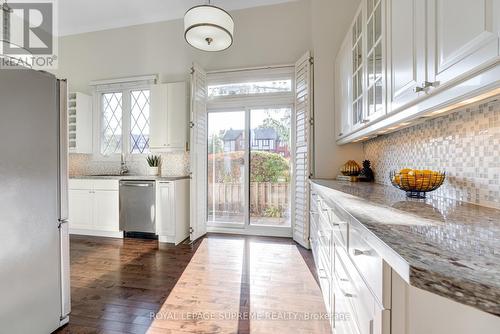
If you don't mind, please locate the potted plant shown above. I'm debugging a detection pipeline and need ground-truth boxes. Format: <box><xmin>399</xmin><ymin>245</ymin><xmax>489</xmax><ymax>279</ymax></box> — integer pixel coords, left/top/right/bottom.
<box><xmin>146</xmin><ymin>155</ymin><xmax>161</xmax><ymax>176</ymax></box>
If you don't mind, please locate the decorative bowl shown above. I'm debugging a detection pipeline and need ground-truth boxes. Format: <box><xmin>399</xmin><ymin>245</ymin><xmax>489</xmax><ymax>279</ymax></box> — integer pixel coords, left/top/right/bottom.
<box><xmin>390</xmin><ymin>169</ymin><xmax>445</xmax><ymax>199</ymax></box>
<box><xmin>341</xmin><ymin>160</ymin><xmax>361</xmax><ymax>176</ymax></box>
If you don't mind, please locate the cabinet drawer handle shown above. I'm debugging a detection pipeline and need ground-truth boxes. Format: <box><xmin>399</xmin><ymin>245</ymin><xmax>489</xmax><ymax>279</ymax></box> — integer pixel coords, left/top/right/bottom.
<box><xmin>318</xmin><ymin>268</ymin><xmax>328</xmax><ymax>279</ymax></box>
<box><xmin>361</xmin><ymin>119</ymin><xmax>369</xmax><ymax>124</ymax></box>
<box><xmin>353</xmin><ymin>248</ymin><xmax>371</xmax><ymax>256</ymax></box>
<box><xmin>413</xmin><ymin>86</ymin><xmax>425</xmax><ymax>93</ymax></box>
<box><xmin>343</xmin><ymin>292</ymin><xmax>354</xmax><ymax>298</ymax></box>
<box><xmin>332</xmin><ymin>221</ymin><xmax>347</xmax><ymax>226</ymax></box>
<box><xmin>422</xmin><ymin>81</ymin><xmax>438</xmax><ymax>88</ymax></box>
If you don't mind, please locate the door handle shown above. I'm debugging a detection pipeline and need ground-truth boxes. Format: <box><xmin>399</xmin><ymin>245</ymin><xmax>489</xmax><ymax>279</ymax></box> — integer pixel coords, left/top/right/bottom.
<box><xmin>58</xmin><ymin>219</ymin><xmax>69</xmax><ymax>228</ymax></box>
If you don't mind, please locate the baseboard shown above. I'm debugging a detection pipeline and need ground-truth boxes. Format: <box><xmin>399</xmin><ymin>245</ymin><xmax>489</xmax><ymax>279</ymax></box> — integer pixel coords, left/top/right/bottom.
<box><xmin>207</xmin><ymin>226</ymin><xmax>292</xmax><ymax>238</ymax></box>
<box><xmin>59</xmin><ymin>315</ymin><xmax>69</xmax><ymax>327</ymax></box>
<box><xmin>158</xmin><ymin>235</ymin><xmax>174</xmax><ymax>244</ymax></box>
<box><xmin>69</xmin><ymin>228</ymin><xmax>123</xmax><ymax>238</ymax></box>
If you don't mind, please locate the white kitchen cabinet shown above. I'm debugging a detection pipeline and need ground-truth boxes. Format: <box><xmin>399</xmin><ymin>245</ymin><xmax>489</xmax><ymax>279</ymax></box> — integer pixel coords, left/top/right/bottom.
<box><xmin>68</xmin><ymin>189</ymin><xmax>93</xmax><ymax>229</ymax></box>
<box><xmin>350</xmin><ymin>5</ymin><xmax>366</xmax><ymax>131</ymax></box>
<box><xmin>386</xmin><ymin>0</ymin><xmax>427</xmax><ymax>113</ymax></box>
<box><xmin>68</xmin><ymin>179</ymin><xmax>121</xmax><ymax>238</ymax></box>
<box><xmin>310</xmin><ymin>188</ymin><xmax>391</xmax><ymax>334</ymax></box>
<box><xmin>156</xmin><ymin>179</ymin><xmax>190</xmax><ymax>245</ymax></box>
<box><xmin>68</xmin><ymin>92</ymin><xmax>92</xmax><ymax>154</ymax></box>
<box><xmin>364</xmin><ymin>0</ymin><xmax>387</xmax><ymax>123</ymax></box>
<box><xmin>312</xmin><ymin>182</ymin><xmax>500</xmax><ymax>334</ymax></box>
<box><xmin>391</xmin><ymin>270</ymin><xmax>500</xmax><ymax>334</ymax></box>
<box><xmin>427</xmin><ymin>0</ymin><xmax>500</xmax><ymax>89</ymax></box>
<box><xmin>335</xmin><ymin>33</ymin><xmax>353</xmax><ymax>139</ymax></box>
<box><xmin>335</xmin><ymin>0</ymin><xmax>500</xmax><ymax>144</ymax></box>
<box><xmin>150</xmin><ymin>82</ymin><xmax>189</xmax><ymax>152</ymax></box>
<box><xmin>93</xmin><ymin>190</ymin><xmax>119</xmax><ymax>232</ymax></box>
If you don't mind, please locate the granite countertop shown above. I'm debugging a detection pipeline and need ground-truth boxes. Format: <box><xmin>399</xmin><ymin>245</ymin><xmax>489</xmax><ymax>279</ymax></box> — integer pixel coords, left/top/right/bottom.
<box><xmin>70</xmin><ymin>175</ymin><xmax>190</xmax><ymax>181</ymax></box>
<box><xmin>310</xmin><ymin>179</ymin><xmax>500</xmax><ymax>316</ymax></box>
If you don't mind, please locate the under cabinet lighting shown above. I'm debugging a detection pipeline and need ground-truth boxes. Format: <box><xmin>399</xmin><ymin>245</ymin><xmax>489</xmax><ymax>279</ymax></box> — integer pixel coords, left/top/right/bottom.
<box><xmin>425</xmin><ymin>87</ymin><xmax>500</xmax><ymax>117</ymax></box>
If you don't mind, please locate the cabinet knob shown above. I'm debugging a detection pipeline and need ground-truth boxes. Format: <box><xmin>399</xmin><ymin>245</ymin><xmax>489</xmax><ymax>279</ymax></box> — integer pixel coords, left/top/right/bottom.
<box><xmin>338</xmin><ymin>132</ymin><xmax>343</xmax><ymax>137</ymax></box>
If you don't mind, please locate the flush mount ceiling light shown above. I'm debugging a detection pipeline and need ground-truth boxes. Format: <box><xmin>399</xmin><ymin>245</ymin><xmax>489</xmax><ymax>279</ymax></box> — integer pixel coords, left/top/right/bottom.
<box><xmin>184</xmin><ymin>1</ymin><xmax>234</xmax><ymax>52</ymax></box>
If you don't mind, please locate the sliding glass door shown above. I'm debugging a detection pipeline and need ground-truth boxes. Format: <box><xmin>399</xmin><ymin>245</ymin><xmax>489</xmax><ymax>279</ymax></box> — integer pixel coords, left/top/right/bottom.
<box><xmin>207</xmin><ymin>111</ymin><xmax>246</xmax><ymax>226</ymax></box>
<box><xmin>207</xmin><ymin>107</ymin><xmax>292</xmax><ymax>229</ymax></box>
<box><xmin>250</xmin><ymin>108</ymin><xmax>291</xmax><ymax>227</ymax></box>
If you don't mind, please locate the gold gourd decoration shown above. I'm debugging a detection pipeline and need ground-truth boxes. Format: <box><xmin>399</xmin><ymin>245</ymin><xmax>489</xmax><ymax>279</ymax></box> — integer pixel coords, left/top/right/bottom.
<box><xmin>341</xmin><ymin>160</ymin><xmax>361</xmax><ymax>176</ymax></box>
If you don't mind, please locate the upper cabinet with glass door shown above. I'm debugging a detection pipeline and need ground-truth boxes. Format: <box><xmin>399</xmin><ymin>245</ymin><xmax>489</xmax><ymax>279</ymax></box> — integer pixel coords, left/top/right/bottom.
<box><xmin>335</xmin><ymin>0</ymin><xmax>500</xmax><ymax>144</ymax></box>
<box><xmin>335</xmin><ymin>33</ymin><xmax>353</xmax><ymax>139</ymax></box>
<box><xmin>351</xmin><ymin>6</ymin><xmax>365</xmax><ymax>131</ymax></box>
<box><xmin>365</xmin><ymin>0</ymin><xmax>386</xmax><ymax>122</ymax></box>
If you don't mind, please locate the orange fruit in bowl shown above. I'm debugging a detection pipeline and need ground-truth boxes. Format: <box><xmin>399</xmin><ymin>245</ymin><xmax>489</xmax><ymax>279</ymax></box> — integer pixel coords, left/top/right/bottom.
<box><xmin>399</xmin><ymin>168</ymin><xmax>412</xmax><ymax>174</ymax></box>
<box><xmin>421</xmin><ymin>178</ymin><xmax>431</xmax><ymax>190</ymax></box>
<box><xmin>406</xmin><ymin>174</ymin><xmax>417</xmax><ymax>188</ymax></box>
<box><xmin>409</xmin><ymin>169</ymin><xmax>423</xmax><ymax>177</ymax></box>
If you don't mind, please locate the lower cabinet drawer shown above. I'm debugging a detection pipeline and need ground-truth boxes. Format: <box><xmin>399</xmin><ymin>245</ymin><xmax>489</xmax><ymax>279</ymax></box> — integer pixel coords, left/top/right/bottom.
<box><xmin>335</xmin><ymin>246</ymin><xmax>388</xmax><ymax>334</ymax></box>
<box><xmin>316</xmin><ymin>191</ymin><xmax>349</xmax><ymax>250</ymax></box>
<box><xmin>69</xmin><ymin>178</ymin><xmax>92</xmax><ymax>190</ymax></box>
<box><xmin>349</xmin><ymin>222</ymin><xmax>390</xmax><ymax>307</ymax></box>
<box><xmin>333</xmin><ymin>279</ymin><xmax>362</xmax><ymax>334</ymax></box>
<box><xmin>318</xmin><ymin>254</ymin><xmax>333</xmax><ymax>316</ymax></box>
<box><xmin>93</xmin><ymin>179</ymin><xmax>119</xmax><ymax>191</ymax></box>
<box><xmin>317</xmin><ymin>215</ymin><xmax>333</xmax><ymax>273</ymax></box>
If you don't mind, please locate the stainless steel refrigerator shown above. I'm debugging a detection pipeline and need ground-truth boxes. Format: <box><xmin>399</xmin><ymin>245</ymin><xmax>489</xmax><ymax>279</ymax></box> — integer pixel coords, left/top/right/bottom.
<box><xmin>0</xmin><ymin>68</ymin><xmax>71</xmax><ymax>333</ymax></box>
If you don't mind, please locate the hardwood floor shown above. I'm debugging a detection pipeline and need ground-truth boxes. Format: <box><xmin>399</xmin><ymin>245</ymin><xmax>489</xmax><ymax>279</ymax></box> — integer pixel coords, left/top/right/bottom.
<box><xmin>55</xmin><ymin>234</ymin><xmax>331</xmax><ymax>334</ymax></box>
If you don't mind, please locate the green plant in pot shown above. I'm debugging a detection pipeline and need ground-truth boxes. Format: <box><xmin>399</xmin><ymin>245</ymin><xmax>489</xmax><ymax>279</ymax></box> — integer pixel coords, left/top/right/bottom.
<box><xmin>146</xmin><ymin>155</ymin><xmax>161</xmax><ymax>176</ymax></box>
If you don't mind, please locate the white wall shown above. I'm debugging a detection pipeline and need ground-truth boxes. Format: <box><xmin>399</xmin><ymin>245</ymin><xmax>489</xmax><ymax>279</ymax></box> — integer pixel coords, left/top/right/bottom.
<box><xmin>311</xmin><ymin>0</ymin><xmax>364</xmax><ymax>178</ymax></box>
<box><xmin>56</xmin><ymin>0</ymin><xmax>312</xmax><ymax>94</ymax></box>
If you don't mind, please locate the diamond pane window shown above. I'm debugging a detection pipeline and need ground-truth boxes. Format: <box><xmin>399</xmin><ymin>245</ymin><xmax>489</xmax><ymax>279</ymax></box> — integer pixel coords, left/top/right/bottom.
<box><xmin>101</xmin><ymin>92</ymin><xmax>123</xmax><ymax>155</ymax></box>
<box><xmin>130</xmin><ymin>89</ymin><xmax>151</xmax><ymax>154</ymax></box>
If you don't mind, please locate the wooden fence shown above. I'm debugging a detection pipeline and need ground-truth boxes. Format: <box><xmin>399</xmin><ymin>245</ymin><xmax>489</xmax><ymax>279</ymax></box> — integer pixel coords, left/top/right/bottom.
<box><xmin>208</xmin><ymin>182</ymin><xmax>290</xmax><ymax>216</ymax></box>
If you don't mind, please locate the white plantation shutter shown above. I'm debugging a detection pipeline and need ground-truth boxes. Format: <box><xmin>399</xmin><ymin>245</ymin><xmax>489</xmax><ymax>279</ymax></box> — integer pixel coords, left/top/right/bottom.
<box><xmin>293</xmin><ymin>52</ymin><xmax>314</xmax><ymax>248</ymax></box>
<box><xmin>190</xmin><ymin>64</ymin><xmax>208</xmax><ymax>242</ymax></box>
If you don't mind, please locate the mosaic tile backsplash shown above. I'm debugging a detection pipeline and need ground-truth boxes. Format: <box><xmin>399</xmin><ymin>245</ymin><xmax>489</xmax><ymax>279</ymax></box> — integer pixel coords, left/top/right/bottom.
<box><xmin>363</xmin><ymin>98</ymin><xmax>500</xmax><ymax>210</ymax></box>
<box><xmin>69</xmin><ymin>151</ymin><xmax>190</xmax><ymax>177</ymax></box>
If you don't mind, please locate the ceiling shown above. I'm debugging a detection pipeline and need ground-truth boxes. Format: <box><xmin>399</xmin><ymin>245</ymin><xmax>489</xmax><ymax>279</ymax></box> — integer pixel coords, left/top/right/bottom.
<box><xmin>58</xmin><ymin>0</ymin><xmax>296</xmax><ymax>36</ymax></box>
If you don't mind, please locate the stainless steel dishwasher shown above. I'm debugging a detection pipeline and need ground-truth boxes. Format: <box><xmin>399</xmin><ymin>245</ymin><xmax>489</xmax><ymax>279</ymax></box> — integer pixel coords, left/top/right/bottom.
<box><xmin>119</xmin><ymin>180</ymin><xmax>156</xmax><ymax>236</ymax></box>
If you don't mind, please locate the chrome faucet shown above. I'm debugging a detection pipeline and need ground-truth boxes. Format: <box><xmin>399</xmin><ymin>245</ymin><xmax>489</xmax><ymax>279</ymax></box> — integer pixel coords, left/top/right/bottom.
<box><xmin>120</xmin><ymin>154</ymin><xmax>129</xmax><ymax>175</ymax></box>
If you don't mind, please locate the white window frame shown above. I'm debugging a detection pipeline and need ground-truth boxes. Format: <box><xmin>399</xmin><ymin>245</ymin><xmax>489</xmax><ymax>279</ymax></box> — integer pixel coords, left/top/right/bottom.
<box><xmin>91</xmin><ymin>76</ymin><xmax>157</xmax><ymax>161</ymax></box>
<box><xmin>207</xmin><ymin>66</ymin><xmax>295</xmax><ymax>107</ymax></box>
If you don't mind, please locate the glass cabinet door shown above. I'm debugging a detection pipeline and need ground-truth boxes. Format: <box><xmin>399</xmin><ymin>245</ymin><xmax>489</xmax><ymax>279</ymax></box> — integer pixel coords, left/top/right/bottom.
<box><xmin>351</xmin><ymin>10</ymin><xmax>364</xmax><ymax>128</ymax></box>
<box><xmin>365</xmin><ymin>0</ymin><xmax>385</xmax><ymax>121</ymax></box>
